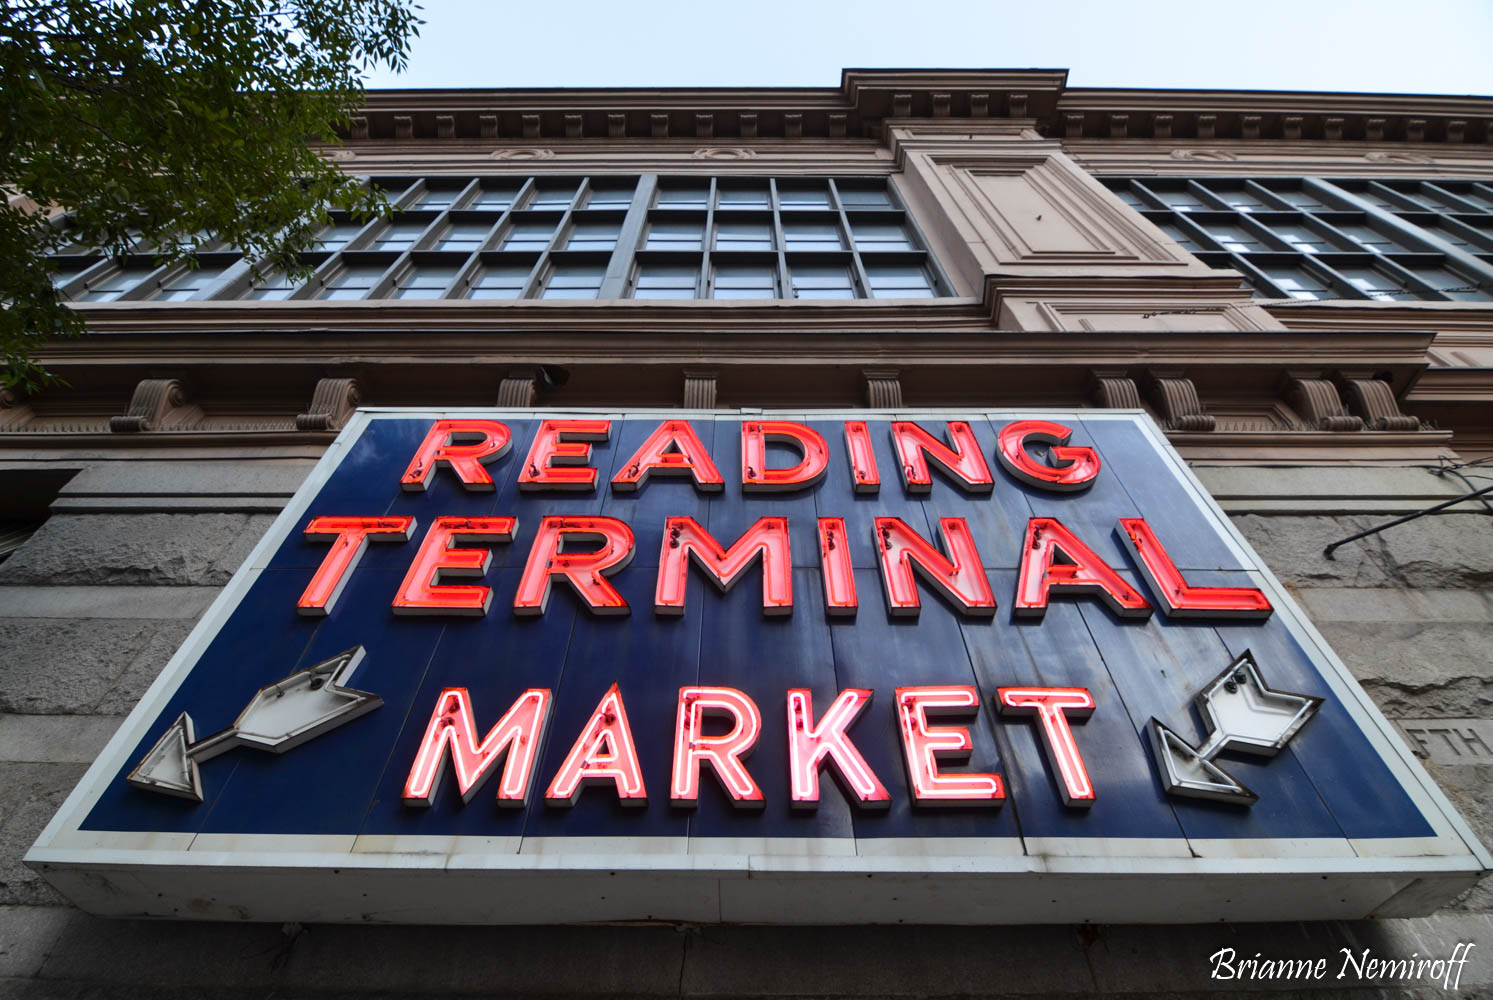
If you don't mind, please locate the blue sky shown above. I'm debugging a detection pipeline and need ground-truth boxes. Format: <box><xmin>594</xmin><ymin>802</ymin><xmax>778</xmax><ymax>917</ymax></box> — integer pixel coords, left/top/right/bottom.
<box><xmin>363</xmin><ymin>0</ymin><xmax>1493</xmax><ymax>95</ymax></box>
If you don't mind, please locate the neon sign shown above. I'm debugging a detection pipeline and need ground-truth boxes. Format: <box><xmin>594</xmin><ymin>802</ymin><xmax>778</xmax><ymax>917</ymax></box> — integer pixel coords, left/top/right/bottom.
<box><xmin>32</xmin><ymin>409</ymin><xmax>1485</xmax><ymax>925</ymax></box>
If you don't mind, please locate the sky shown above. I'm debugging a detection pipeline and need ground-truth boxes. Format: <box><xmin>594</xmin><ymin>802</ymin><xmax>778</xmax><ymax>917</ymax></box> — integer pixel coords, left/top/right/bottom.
<box><xmin>362</xmin><ymin>0</ymin><xmax>1493</xmax><ymax>95</ymax></box>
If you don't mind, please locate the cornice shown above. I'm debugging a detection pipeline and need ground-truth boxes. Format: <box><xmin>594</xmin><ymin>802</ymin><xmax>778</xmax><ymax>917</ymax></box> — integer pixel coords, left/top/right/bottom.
<box><xmin>339</xmin><ymin>70</ymin><xmax>1492</xmax><ymax>149</ymax></box>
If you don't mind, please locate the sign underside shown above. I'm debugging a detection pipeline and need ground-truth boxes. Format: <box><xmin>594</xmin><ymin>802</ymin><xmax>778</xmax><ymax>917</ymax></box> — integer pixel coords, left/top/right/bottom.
<box><xmin>28</xmin><ymin>409</ymin><xmax>1489</xmax><ymax>924</ymax></box>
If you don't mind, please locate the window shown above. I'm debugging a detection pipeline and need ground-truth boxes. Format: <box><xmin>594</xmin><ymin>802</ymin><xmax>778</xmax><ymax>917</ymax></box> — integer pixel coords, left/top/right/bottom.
<box><xmin>865</xmin><ymin>264</ymin><xmax>936</xmax><ymax>298</ymax></box>
<box><xmin>718</xmin><ymin>185</ymin><xmax>769</xmax><ymax>209</ymax></box>
<box><xmin>393</xmin><ymin>265</ymin><xmax>459</xmax><ymax>299</ymax></box>
<box><xmin>466</xmin><ymin>265</ymin><xmax>530</xmax><ymax>299</ymax></box>
<box><xmin>77</xmin><ymin>266</ymin><xmax>153</xmax><ymax>301</ymax></box>
<box><xmin>318</xmin><ymin>264</ymin><xmax>387</xmax><ymax>300</ymax></box>
<box><xmin>647</xmin><ymin>219</ymin><xmax>704</xmax><ymax>250</ymax></box>
<box><xmin>567</xmin><ymin>220</ymin><xmax>620</xmax><ymax>251</ymax></box>
<box><xmin>715</xmin><ymin>220</ymin><xmax>773</xmax><ymax>251</ymax></box>
<box><xmin>586</xmin><ymin>183</ymin><xmax>635</xmax><ymax>209</ymax></box>
<box><xmin>541</xmin><ymin>264</ymin><xmax>604</xmax><ymax>299</ymax></box>
<box><xmin>791</xmin><ymin>264</ymin><xmax>855</xmax><ymax>299</ymax></box>
<box><xmin>778</xmin><ymin>184</ymin><xmax>831</xmax><ymax>210</ymax></box>
<box><xmin>852</xmin><ymin>221</ymin><xmax>915</xmax><ymax>252</ymax></box>
<box><xmin>501</xmin><ymin>219</ymin><xmax>557</xmax><ymax>251</ymax></box>
<box><xmin>368</xmin><ymin>221</ymin><xmax>428</xmax><ymax>252</ymax></box>
<box><xmin>783</xmin><ymin>221</ymin><xmax>842</xmax><ymax>251</ymax></box>
<box><xmin>529</xmin><ymin>184</ymin><xmax>578</xmax><ymax>210</ymax></box>
<box><xmin>244</xmin><ymin>270</ymin><xmax>302</xmax><ymax>300</ymax></box>
<box><xmin>435</xmin><ymin>222</ymin><xmax>493</xmax><ymax>253</ymax></box>
<box><xmin>47</xmin><ymin>174</ymin><xmax>947</xmax><ymax>301</ymax></box>
<box><xmin>471</xmin><ymin>185</ymin><xmax>521</xmax><ymax>210</ymax></box>
<box><xmin>657</xmin><ymin>184</ymin><xmax>709</xmax><ymax>209</ymax></box>
<box><xmin>151</xmin><ymin>263</ymin><xmax>228</xmax><ymax>301</ymax></box>
<box><xmin>314</xmin><ymin>222</ymin><xmax>365</xmax><ymax>251</ymax></box>
<box><xmin>1104</xmin><ymin>175</ymin><xmax>1493</xmax><ymax>302</ymax></box>
<box><xmin>414</xmin><ymin>187</ymin><xmax>463</xmax><ymax>210</ymax></box>
<box><xmin>634</xmin><ymin>264</ymin><xmax>699</xmax><ymax>299</ymax></box>
<box><xmin>712</xmin><ymin>264</ymin><xmax>776</xmax><ymax>299</ymax></box>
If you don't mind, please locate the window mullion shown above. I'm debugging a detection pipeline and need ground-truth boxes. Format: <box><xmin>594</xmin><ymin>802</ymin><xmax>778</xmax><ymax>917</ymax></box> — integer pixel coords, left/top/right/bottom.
<box><xmin>1316</xmin><ymin>179</ymin><xmax>1493</xmax><ymax>289</ymax></box>
<box><xmin>599</xmin><ymin>175</ymin><xmax>654</xmax><ymax>298</ymax></box>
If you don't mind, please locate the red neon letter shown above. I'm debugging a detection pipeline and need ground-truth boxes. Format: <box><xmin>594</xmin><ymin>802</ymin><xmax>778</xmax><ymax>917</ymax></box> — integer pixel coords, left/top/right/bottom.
<box><xmin>514</xmin><ymin>516</ymin><xmax>634</xmax><ymax>616</ymax></box>
<box><xmin>1118</xmin><ymin>518</ymin><xmax>1273</xmax><ymax>620</ymax></box>
<box><xmin>544</xmin><ymin>683</ymin><xmax>647</xmax><ymax>807</ymax></box>
<box><xmin>403</xmin><ymin>688</ymin><xmax>552</xmax><ymax>807</ymax></box>
<box><xmin>741</xmin><ymin>420</ymin><xmax>830</xmax><ymax>492</ymax></box>
<box><xmin>518</xmin><ymin>419</ymin><xmax>610</xmax><ymax>492</ymax></box>
<box><xmin>787</xmin><ymin>688</ymin><xmax>889</xmax><ymax>810</ymax></box>
<box><xmin>401</xmin><ymin>419</ymin><xmax>512</xmax><ymax>492</ymax></box>
<box><xmin>610</xmin><ymin>420</ymin><xmax>724</xmax><ymax>493</ymax></box>
<box><xmin>1015</xmin><ymin>517</ymin><xmax>1152</xmax><ymax>619</ymax></box>
<box><xmin>655</xmin><ymin>516</ymin><xmax>792</xmax><ymax>616</ymax></box>
<box><xmin>996</xmin><ymin>687</ymin><xmax>1096</xmax><ymax>808</ymax></box>
<box><xmin>844</xmin><ymin>420</ymin><xmax>880</xmax><ymax>493</ymax></box>
<box><xmin>298</xmin><ymin>515</ymin><xmax>415</xmax><ymax>616</ymax></box>
<box><xmin>818</xmin><ymin>517</ymin><xmax>857</xmax><ymax>616</ymax></box>
<box><xmin>895</xmin><ymin>686</ymin><xmax>1004</xmax><ymax>806</ymax></box>
<box><xmin>670</xmin><ymin>687</ymin><xmax>764</xmax><ymax>809</ymax></box>
<box><xmin>393</xmin><ymin>516</ymin><xmax>516</xmax><ymax>616</ymax></box>
<box><xmin>874</xmin><ymin>516</ymin><xmax>996</xmax><ymax>618</ymax></box>
<box><xmin>890</xmin><ymin>421</ymin><xmax>993</xmax><ymax>494</ymax></box>
<box><xmin>996</xmin><ymin>420</ymin><xmax>1101</xmax><ymax>492</ymax></box>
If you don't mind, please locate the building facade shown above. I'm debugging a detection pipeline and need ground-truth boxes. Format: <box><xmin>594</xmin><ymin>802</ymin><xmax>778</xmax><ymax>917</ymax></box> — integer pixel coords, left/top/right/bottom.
<box><xmin>3</xmin><ymin>69</ymin><xmax>1493</xmax><ymax>995</ymax></box>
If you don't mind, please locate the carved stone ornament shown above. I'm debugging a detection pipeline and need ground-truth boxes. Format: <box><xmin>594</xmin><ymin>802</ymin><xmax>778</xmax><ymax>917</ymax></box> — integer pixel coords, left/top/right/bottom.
<box><xmin>491</xmin><ymin>148</ymin><xmax>555</xmax><ymax>161</ymax></box>
<box><xmin>1169</xmin><ymin>148</ymin><xmax>1238</xmax><ymax>161</ymax></box>
<box><xmin>1364</xmin><ymin>151</ymin><xmax>1435</xmax><ymax>164</ymax></box>
<box><xmin>109</xmin><ymin>379</ymin><xmax>189</xmax><ymax>433</ymax></box>
<box><xmin>1284</xmin><ymin>377</ymin><xmax>1363</xmax><ymax>432</ymax></box>
<box><xmin>863</xmin><ymin>368</ymin><xmax>904</xmax><ymax>409</ymax></box>
<box><xmin>327</xmin><ymin>149</ymin><xmax>357</xmax><ymax>161</ymax></box>
<box><xmin>1147</xmin><ymin>374</ymin><xmax>1216</xmax><ymax>432</ymax></box>
<box><xmin>1340</xmin><ymin>377</ymin><xmax>1421</xmax><ymax>431</ymax></box>
<box><xmin>683</xmin><ymin>369</ymin><xmax>718</xmax><ymax>410</ymax></box>
<box><xmin>1089</xmin><ymin>374</ymin><xmax>1142</xmax><ymax>410</ymax></box>
<box><xmin>0</xmin><ymin>387</ymin><xmax>33</xmax><ymax>430</ymax></box>
<box><xmin>693</xmin><ymin>147</ymin><xmax>757</xmax><ymax>160</ymax></box>
<box><xmin>296</xmin><ymin>378</ymin><xmax>361</xmax><ymax>432</ymax></box>
<box><xmin>496</xmin><ymin>373</ymin><xmax>538</xmax><ymax>408</ymax></box>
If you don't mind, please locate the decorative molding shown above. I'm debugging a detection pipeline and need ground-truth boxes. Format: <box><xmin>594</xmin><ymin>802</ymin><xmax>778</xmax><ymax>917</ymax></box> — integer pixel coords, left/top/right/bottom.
<box><xmin>607</xmin><ymin>114</ymin><xmax>625</xmax><ymax>139</ymax></box>
<box><xmin>863</xmin><ymin>368</ymin><xmax>903</xmax><ymax>408</ymax></box>
<box><xmin>565</xmin><ymin>114</ymin><xmax>584</xmax><ymax>139</ymax></box>
<box><xmin>695</xmin><ymin>113</ymin><xmax>714</xmax><ymax>139</ymax></box>
<box><xmin>1284</xmin><ymin>376</ymin><xmax>1364</xmax><ymax>431</ymax></box>
<box><xmin>110</xmin><ymin>379</ymin><xmax>190</xmax><ymax>433</ymax></box>
<box><xmin>393</xmin><ymin>116</ymin><xmax>413</xmax><ymax>140</ymax></box>
<box><xmin>1147</xmin><ymin>372</ymin><xmax>1216</xmax><ymax>431</ymax></box>
<box><xmin>739</xmin><ymin>113</ymin><xmax>758</xmax><ymax>139</ymax></box>
<box><xmin>1089</xmin><ymin>372</ymin><xmax>1143</xmax><ymax>410</ymax></box>
<box><xmin>651</xmin><ymin>113</ymin><xmax>669</xmax><ymax>139</ymax></box>
<box><xmin>479</xmin><ymin>114</ymin><xmax>498</xmax><ymax>139</ymax></box>
<box><xmin>522</xmin><ymin>114</ymin><xmax>541</xmax><ymax>139</ymax></box>
<box><xmin>496</xmin><ymin>372</ymin><xmax>538</xmax><ymax>408</ymax></box>
<box><xmin>435</xmin><ymin>115</ymin><xmax>455</xmax><ymax>139</ymax></box>
<box><xmin>295</xmin><ymin>378</ymin><xmax>361</xmax><ymax>432</ymax></box>
<box><xmin>490</xmin><ymin>148</ymin><xmax>554</xmax><ymax>161</ymax></box>
<box><xmin>1340</xmin><ymin>376</ymin><xmax>1422</xmax><ymax>431</ymax></box>
<box><xmin>683</xmin><ymin>369</ymin><xmax>718</xmax><ymax>409</ymax></box>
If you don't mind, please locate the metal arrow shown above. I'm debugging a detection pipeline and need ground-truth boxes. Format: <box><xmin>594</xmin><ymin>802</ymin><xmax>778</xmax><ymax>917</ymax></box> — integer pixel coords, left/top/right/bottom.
<box><xmin>127</xmin><ymin>646</ymin><xmax>381</xmax><ymax>802</ymax></box>
<box><xmin>1148</xmin><ymin>650</ymin><xmax>1321</xmax><ymax>806</ymax></box>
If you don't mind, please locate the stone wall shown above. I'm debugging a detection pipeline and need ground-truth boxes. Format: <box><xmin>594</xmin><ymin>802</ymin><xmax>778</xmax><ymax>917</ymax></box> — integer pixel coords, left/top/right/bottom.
<box><xmin>0</xmin><ymin>458</ymin><xmax>1489</xmax><ymax>997</ymax></box>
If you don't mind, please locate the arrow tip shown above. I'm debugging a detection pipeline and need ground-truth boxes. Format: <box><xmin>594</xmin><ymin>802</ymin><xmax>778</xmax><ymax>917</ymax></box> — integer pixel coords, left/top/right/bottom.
<box><xmin>1148</xmin><ymin>718</ymin><xmax>1258</xmax><ymax>806</ymax></box>
<box><xmin>127</xmin><ymin>713</ymin><xmax>204</xmax><ymax>802</ymax></box>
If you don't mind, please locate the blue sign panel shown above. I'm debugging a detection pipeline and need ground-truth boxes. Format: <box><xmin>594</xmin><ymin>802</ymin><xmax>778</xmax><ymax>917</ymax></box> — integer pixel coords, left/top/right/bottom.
<box><xmin>28</xmin><ymin>409</ymin><xmax>1489</xmax><ymax>924</ymax></box>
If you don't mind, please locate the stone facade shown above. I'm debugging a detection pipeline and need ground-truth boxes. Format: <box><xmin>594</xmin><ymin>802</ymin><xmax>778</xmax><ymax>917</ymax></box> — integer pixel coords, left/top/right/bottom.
<box><xmin>2</xmin><ymin>69</ymin><xmax>1492</xmax><ymax>996</ymax></box>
